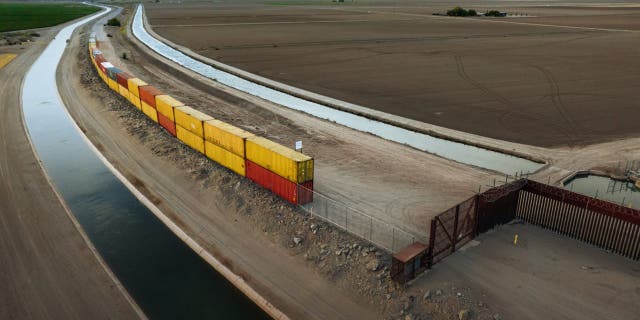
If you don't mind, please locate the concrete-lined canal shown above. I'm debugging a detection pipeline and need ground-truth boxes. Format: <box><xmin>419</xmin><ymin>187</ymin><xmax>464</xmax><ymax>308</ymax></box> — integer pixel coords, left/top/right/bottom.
<box><xmin>132</xmin><ymin>4</ymin><xmax>544</xmax><ymax>175</ymax></box>
<box><xmin>564</xmin><ymin>174</ymin><xmax>640</xmax><ymax>208</ymax></box>
<box><xmin>21</xmin><ymin>6</ymin><xmax>269</xmax><ymax>319</ymax></box>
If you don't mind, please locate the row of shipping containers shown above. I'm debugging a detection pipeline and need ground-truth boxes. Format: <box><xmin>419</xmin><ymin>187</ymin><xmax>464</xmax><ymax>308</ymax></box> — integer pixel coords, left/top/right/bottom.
<box><xmin>88</xmin><ymin>35</ymin><xmax>313</xmax><ymax>205</ymax></box>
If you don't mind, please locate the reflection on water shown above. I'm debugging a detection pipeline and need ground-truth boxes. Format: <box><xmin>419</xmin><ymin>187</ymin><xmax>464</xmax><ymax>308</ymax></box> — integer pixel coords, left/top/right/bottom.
<box><xmin>21</xmin><ymin>6</ymin><xmax>269</xmax><ymax>320</ymax></box>
<box><xmin>132</xmin><ymin>5</ymin><xmax>544</xmax><ymax>175</ymax></box>
<box><xmin>564</xmin><ymin>174</ymin><xmax>640</xmax><ymax>208</ymax></box>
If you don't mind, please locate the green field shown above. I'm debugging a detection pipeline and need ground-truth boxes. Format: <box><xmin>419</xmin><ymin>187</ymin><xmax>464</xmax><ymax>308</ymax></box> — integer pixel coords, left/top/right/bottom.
<box><xmin>0</xmin><ymin>3</ymin><xmax>100</xmax><ymax>32</ymax></box>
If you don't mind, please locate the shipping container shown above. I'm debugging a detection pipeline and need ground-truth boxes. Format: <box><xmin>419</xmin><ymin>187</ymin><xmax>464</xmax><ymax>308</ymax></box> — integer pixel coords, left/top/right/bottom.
<box><xmin>99</xmin><ymin>61</ymin><xmax>112</xmax><ymax>74</ymax></box>
<box><xmin>128</xmin><ymin>93</ymin><xmax>141</xmax><ymax>109</ymax></box>
<box><xmin>174</xmin><ymin>106</ymin><xmax>213</xmax><ymax>138</ymax></box>
<box><xmin>245</xmin><ymin>136</ymin><xmax>313</xmax><ymax>183</ymax></box>
<box><xmin>155</xmin><ymin>95</ymin><xmax>183</xmax><ymax>121</ymax></box>
<box><xmin>205</xmin><ymin>141</ymin><xmax>246</xmax><ymax>176</ymax></box>
<box><xmin>139</xmin><ymin>85</ymin><xmax>163</xmax><ymax>108</ymax></box>
<box><xmin>116</xmin><ymin>72</ymin><xmax>132</xmax><ymax>88</ymax></box>
<box><xmin>158</xmin><ymin>112</ymin><xmax>176</xmax><ymax>136</ymax></box>
<box><xmin>106</xmin><ymin>67</ymin><xmax>121</xmax><ymax>80</ymax></box>
<box><xmin>204</xmin><ymin>119</ymin><xmax>254</xmax><ymax>157</ymax></box>
<box><xmin>92</xmin><ymin>49</ymin><xmax>102</xmax><ymax>58</ymax></box>
<box><xmin>298</xmin><ymin>180</ymin><xmax>314</xmax><ymax>205</ymax></box>
<box><xmin>245</xmin><ymin>160</ymin><xmax>313</xmax><ymax>205</ymax></box>
<box><xmin>118</xmin><ymin>84</ymin><xmax>130</xmax><ymax>100</ymax></box>
<box><xmin>127</xmin><ymin>78</ymin><xmax>147</xmax><ymax>98</ymax></box>
<box><xmin>108</xmin><ymin>78</ymin><xmax>119</xmax><ymax>92</ymax></box>
<box><xmin>176</xmin><ymin>125</ymin><xmax>205</xmax><ymax>154</ymax></box>
<box><xmin>141</xmin><ymin>101</ymin><xmax>158</xmax><ymax>122</ymax></box>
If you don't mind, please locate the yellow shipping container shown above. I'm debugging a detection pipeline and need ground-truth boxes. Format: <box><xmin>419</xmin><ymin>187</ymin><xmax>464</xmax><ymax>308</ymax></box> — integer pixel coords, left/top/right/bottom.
<box><xmin>141</xmin><ymin>101</ymin><xmax>158</xmax><ymax>122</ymax></box>
<box><xmin>205</xmin><ymin>141</ymin><xmax>246</xmax><ymax>176</ymax></box>
<box><xmin>174</xmin><ymin>106</ymin><xmax>213</xmax><ymax>138</ymax></box>
<box><xmin>177</xmin><ymin>125</ymin><xmax>205</xmax><ymax>154</ymax></box>
<box><xmin>127</xmin><ymin>78</ymin><xmax>147</xmax><ymax>98</ymax></box>
<box><xmin>128</xmin><ymin>93</ymin><xmax>141</xmax><ymax>109</ymax></box>
<box><xmin>245</xmin><ymin>136</ymin><xmax>314</xmax><ymax>183</ymax></box>
<box><xmin>108</xmin><ymin>78</ymin><xmax>119</xmax><ymax>91</ymax></box>
<box><xmin>118</xmin><ymin>84</ymin><xmax>129</xmax><ymax>100</ymax></box>
<box><xmin>204</xmin><ymin>119</ymin><xmax>254</xmax><ymax>157</ymax></box>
<box><xmin>155</xmin><ymin>95</ymin><xmax>183</xmax><ymax>121</ymax></box>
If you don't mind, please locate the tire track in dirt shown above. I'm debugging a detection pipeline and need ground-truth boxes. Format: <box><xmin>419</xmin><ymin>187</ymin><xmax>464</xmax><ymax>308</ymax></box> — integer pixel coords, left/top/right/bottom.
<box><xmin>454</xmin><ymin>55</ymin><xmax>574</xmax><ymax>142</ymax></box>
<box><xmin>532</xmin><ymin>65</ymin><xmax>580</xmax><ymax>144</ymax></box>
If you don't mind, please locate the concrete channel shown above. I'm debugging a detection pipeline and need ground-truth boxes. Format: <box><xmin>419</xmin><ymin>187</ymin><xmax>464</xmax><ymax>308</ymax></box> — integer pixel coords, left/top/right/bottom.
<box><xmin>131</xmin><ymin>4</ymin><xmax>544</xmax><ymax>175</ymax></box>
<box><xmin>21</xmin><ymin>5</ymin><xmax>273</xmax><ymax>320</ymax></box>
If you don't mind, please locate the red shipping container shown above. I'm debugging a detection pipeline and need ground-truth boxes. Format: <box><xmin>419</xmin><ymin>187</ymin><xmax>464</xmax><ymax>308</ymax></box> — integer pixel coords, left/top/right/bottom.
<box><xmin>116</xmin><ymin>72</ymin><xmax>133</xmax><ymax>88</ymax></box>
<box><xmin>246</xmin><ymin>160</ymin><xmax>313</xmax><ymax>205</ymax></box>
<box><xmin>94</xmin><ymin>54</ymin><xmax>105</xmax><ymax>64</ymax></box>
<box><xmin>138</xmin><ymin>85</ymin><xmax>163</xmax><ymax>108</ymax></box>
<box><xmin>298</xmin><ymin>180</ymin><xmax>314</xmax><ymax>205</ymax></box>
<box><xmin>158</xmin><ymin>112</ymin><xmax>176</xmax><ymax>136</ymax></box>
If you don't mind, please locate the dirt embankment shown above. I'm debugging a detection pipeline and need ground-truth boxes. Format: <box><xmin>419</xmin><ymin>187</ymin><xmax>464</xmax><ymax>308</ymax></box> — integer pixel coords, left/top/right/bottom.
<box><xmin>61</xmin><ymin>8</ymin><xmax>502</xmax><ymax>319</ymax></box>
<box><xmin>0</xmin><ymin>24</ymin><xmax>142</xmax><ymax>320</ymax></box>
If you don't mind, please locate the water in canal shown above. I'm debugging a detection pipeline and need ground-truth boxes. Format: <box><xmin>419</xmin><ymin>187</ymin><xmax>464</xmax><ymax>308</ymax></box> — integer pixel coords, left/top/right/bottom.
<box><xmin>131</xmin><ymin>5</ymin><xmax>544</xmax><ymax>175</ymax></box>
<box><xmin>22</xmin><ymin>6</ymin><xmax>269</xmax><ymax>320</ymax></box>
<box><xmin>564</xmin><ymin>174</ymin><xmax>640</xmax><ymax>209</ymax></box>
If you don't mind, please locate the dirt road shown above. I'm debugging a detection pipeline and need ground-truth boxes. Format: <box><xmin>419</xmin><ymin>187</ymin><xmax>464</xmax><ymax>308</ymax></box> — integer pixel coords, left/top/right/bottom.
<box><xmin>0</xmin><ymin>26</ymin><xmax>141</xmax><ymax>320</ymax></box>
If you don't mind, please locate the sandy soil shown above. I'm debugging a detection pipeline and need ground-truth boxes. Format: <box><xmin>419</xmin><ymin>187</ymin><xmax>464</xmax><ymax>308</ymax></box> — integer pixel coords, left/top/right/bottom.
<box><xmin>412</xmin><ymin>222</ymin><xmax>640</xmax><ymax>320</ymax></box>
<box><xmin>145</xmin><ymin>3</ymin><xmax>640</xmax><ymax>148</ymax></box>
<box><xmin>0</xmin><ymin>26</ymin><xmax>141</xmax><ymax>320</ymax></box>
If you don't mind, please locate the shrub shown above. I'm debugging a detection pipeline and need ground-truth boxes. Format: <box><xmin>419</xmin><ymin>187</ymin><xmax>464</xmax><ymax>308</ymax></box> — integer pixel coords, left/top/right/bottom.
<box><xmin>446</xmin><ymin>7</ymin><xmax>477</xmax><ymax>17</ymax></box>
<box><xmin>485</xmin><ymin>10</ymin><xmax>504</xmax><ymax>17</ymax></box>
<box><xmin>107</xmin><ymin>18</ymin><xmax>121</xmax><ymax>27</ymax></box>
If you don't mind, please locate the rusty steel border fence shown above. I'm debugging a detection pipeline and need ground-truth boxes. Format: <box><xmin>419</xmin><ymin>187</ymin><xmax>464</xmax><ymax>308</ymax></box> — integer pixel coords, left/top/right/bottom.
<box><xmin>518</xmin><ymin>180</ymin><xmax>640</xmax><ymax>260</ymax></box>
<box><xmin>392</xmin><ymin>178</ymin><xmax>640</xmax><ymax>283</ymax></box>
<box><xmin>297</xmin><ymin>185</ymin><xmax>420</xmax><ymax>252</ymax></box>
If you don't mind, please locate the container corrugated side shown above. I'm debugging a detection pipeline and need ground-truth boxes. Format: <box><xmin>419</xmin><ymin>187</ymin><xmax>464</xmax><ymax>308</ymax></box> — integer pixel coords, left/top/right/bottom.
<box><xmin>246</xmin><ymin>160</ymin><xmax>299</xmax><ymax>204</ymax></box>
<box><xmin>155</xmin><ymin>95</ymin><xmax>183</xmax><ymax>121</ymax></box>
<box><xmin>158</xmin><ymin>112</ymin><xmax>176</xmax><ymax>136</ymax></box>
<box><xmin>139</xmin><ymin>85</ymin><xmax>163</xmax><ymax>108</ymax></box>
<box><xmin>205</xmin><ymin>141</ymin><xmax>246</xmax><ymax>176</ymax></box>
<box><xmin>128</xmin><ymin>93</ymin><xmax>141</xmax><ymax>109</ymax></box>
<box><xmin>298</xmin><ymin>180</ymin><xmax>314</xmax><ymax>205</ymax></box>
<box><xmin>174</xmin><ymin>106</ymin><xmax>213</xmax><ymax>138</ymax></box>
<box><xmin>176</xmin><ymin>125</ymin><xmax>205</xmax><ymax>154</ymax></box>
<box><xmin>116</xmin><ymin>72</ymin><xmax>132</xmax><ymax>88</ymax></box>
<box><xmin>127</xmin><ymin>78</ymin><xmax>147</xmax><ymax>98</ymax></box>
<box><xmin>108</xmin><ymin>78</ymin><xmax>119</xmax><ymax>92</ymax></box>
<box><xmin>118</xmin><ymin>84</ymin><xmax>130</xmax><ymax>100</ymax></box>
<box><xmin>245</xmin><ymin>136</ymin><xmax>314</xmax><ymax>183</ymax></box>
<box><xmin>204</xmin><ymin>120</ymin><xmax>254</xmax><ymax>157</ymax></box>
<box><xmin>141</xmin><ymin>101</ymin><xmax>158</xmax><ymax>122</ymax></box>
<box><xmin>106</xmin><ymin>67</ymin><xmax>121</xmax><ymax>80</ymax></box>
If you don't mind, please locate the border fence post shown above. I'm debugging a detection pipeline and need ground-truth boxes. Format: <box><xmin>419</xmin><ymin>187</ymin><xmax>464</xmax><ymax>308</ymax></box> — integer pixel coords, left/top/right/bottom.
<box><xmin>392</xmin><ymin>228</ymin><xmax>396</xmax><ymax>252</ymax></box>
<box><xmin>427</xmin><ymin>219</ymin><xmax>436</xmax><ymax>268</ymax></box>
<box><xmin>452</xmin><ymin>205</ymin><xmax>460</xmax><ymax>253</ymax></box>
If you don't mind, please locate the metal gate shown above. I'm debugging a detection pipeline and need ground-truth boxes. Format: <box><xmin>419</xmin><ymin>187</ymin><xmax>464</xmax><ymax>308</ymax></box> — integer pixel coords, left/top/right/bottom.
<box><xmin>427</xmin><ymin>196</ymin><xmax>477</xmax><ymax>266</ymax></box>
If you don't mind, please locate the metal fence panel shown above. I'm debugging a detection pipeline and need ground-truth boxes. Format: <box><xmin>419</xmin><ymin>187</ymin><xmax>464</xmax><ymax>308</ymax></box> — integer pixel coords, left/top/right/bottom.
<box><xmin>298</xmin><ymin>185</ymin><xmax>418</xmax><ymax>252</ymax></box>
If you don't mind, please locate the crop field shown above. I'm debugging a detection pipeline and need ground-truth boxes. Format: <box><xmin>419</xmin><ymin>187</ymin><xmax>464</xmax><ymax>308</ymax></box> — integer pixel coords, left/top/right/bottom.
<box><xmin>0</xmin><ymin>3</ymin><xmax>100</xmax><ymax>32</ymax></box>
<box><xmin>146</xmin><ymin>2</ymin><xmax>640</xmax><ymax>148</ymax></box>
